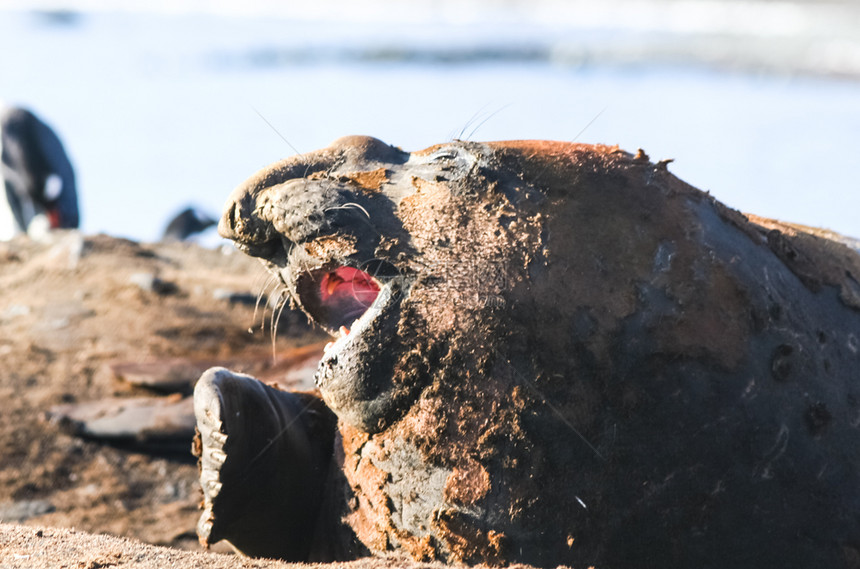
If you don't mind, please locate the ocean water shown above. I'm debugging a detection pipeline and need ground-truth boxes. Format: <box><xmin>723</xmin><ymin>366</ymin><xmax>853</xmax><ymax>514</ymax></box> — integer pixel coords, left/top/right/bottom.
<box><xmin>1</xmin><ymin>1</ymin><xmax>858</xmax><ymax>242</ymax></box>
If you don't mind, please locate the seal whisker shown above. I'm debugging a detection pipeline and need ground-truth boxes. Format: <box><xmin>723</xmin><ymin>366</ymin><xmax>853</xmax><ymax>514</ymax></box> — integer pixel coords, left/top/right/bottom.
<box><xmin>453</xmin><ymin>104</ymin><xmax>491</xmax><ymax>141</ymax></box>
<box><xmin>324</xmin><ymin>202</ymin><xmax>371</xmax><ymax>219</ymax></box>
<box><xmin>237</xmin><ymin>395</ymin><xmax>319</xmax><ymax>481</ymax></box>
<box><xmin>268</xmin><ymin>290</ymin><xmax>282</xmax><ymax>348</ymax></box>
<box><xmin>254</xmin><ymin>272</ymin><xmax>278</xmax><ymax>331</ymax></box>
<box><xmin>247</xmin><ymin>268</ymin><xmax>278</xmax><ymax>334</ymax></box>
<box><xmin>271</xmin><ymin>292</ymin><xmax>290</xmax><ymax>361</ymax></box>
<box><xmin>252</xmin><ymin>106</ymin><xmax>304</xmax><ymax>160</ymax></box>
<box><xmin>251</xmin><ymin>105</ymin><xmax>317</xmax><ymax>185</ymax></box>
<box><xmin>261</xmin><ymin>278</ymin><xmax>285</xmax><ymax>334</ymax></box>
<box><xmin>465</xmin><ymin>103</ymin><xmax>511</xmax><ymax>141</ymax></box>
<box><xmin>530</xmin><ymin>106</ymin><xmax>608</xmax><ymax>187</ymax></box>
<box><xmin>494</xmin><ymin>348</ymin><xmax>606</xmax><ymax>461</ymax></box>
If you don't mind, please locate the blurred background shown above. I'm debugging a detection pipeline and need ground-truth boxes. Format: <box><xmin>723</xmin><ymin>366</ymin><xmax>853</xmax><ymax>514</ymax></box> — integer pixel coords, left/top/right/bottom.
<box><xmin>1</xmin><ymin>0</ymin><xmax>858</xmax><ymax>243</ymax></box>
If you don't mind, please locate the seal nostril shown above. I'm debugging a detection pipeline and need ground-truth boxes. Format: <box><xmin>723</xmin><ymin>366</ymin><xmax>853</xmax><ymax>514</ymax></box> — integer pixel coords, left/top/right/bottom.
<box><xmin>218</xmin><ymin>202</ymin><xmax>240</xmax><ymax>241</ymax></box>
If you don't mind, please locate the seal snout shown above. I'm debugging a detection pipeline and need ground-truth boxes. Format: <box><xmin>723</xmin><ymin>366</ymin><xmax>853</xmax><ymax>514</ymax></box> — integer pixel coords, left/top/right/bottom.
<box><xmin>216</xmin><ymin>199</ymin><xmax>242</xmax><ymax>242</ymax></box>
<box><xmin>218</xmin><ymin>192</ymin><xmax>291</xmax><ymax>266</ymax></box>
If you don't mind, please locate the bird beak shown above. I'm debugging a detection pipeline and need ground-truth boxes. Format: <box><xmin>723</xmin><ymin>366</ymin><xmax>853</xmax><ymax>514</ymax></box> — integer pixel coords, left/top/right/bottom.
<box><xmin>47</xmin><ymin>206</ymin><xmax>62</xmax><ymax>229</ymax></box>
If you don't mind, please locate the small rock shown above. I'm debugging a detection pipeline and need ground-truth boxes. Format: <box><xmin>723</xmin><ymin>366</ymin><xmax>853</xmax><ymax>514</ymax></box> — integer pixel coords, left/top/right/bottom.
<box><xmin>46</xmin><ymin>395</ymin><xmax>196</xmax><ymax>456</ymax></box>
<box><xmin>213</xmin><ymin>288</ymin><xmax>261</xmax><ymax>306</ymax></box>
<box><xmin>129</xmin><ymin>273</ymin><xmax>178</xmax><ymax>295</ymax></box>
<box><xmin>1</xmin><ymin>304</ymin><xmax>30</xmax><ymax>320</ymax></box>
<box><xmin>0</xmin><ymin>499</ymin><xmax>56</xmax><ymax>523</ymax></box>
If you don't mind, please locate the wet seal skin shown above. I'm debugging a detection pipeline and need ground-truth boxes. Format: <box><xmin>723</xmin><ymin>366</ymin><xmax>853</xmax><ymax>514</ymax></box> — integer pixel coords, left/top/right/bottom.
<box><xmin>199</xmin><ymin>136</ymin><xmax>860</xmax><ymax>568</ymax></box>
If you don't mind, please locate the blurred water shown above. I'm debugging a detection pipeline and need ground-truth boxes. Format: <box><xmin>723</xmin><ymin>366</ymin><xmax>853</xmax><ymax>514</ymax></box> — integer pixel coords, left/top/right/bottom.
<box><xmin>1</xmin><ymin>2</ymin><xmax>858</xmax><ymax>242</ymax></box>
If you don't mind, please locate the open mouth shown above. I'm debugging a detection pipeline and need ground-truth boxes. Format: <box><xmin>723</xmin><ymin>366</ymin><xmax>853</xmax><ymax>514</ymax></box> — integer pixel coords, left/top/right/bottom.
<box><xmin>296</xmin><ymin>265</ymin><xmax>383</xmax><ymax>349</ymax></box>
<box><xmin>293</xmin><ymin>261</ymin><xmax>408</xmax><ymax>431</ymax></box>
<box><xmin>291</xmin><ymin>257</ymin><xmax>407</xmax><ymax>425</ymax></box>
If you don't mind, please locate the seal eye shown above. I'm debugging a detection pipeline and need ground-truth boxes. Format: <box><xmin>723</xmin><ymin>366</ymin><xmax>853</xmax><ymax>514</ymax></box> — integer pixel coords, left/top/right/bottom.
<box><xmin>298</xmin><ymin>266</ymin><xmax>380</xmax><ymax>333</ymax></box>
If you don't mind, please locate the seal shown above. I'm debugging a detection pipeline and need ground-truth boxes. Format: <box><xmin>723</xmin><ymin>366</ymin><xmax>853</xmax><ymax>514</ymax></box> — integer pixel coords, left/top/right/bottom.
<box><xmin>197</xmin><ymin>136</ymin><xmax>860</xmax><ymax>568</ymax></box>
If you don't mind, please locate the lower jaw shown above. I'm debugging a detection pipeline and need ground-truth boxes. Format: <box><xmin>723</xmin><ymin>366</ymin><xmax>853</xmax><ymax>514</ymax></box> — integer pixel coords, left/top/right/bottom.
<box><xmin>312</xmin><ymin>285</ymin><xmax>410</xmax><ymax>434</ymax></box>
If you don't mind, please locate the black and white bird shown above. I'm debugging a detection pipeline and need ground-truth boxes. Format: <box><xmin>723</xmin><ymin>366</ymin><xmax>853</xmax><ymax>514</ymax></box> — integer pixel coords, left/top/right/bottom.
<box><xmin>0</xmin><ymin>105</ymin><xmax>79</xmax><ymax>239</ymax></box>
<box><xmin>161</xmin><ymin>206</ymin><xmax>217</xmax><ymax>242</ymax></box>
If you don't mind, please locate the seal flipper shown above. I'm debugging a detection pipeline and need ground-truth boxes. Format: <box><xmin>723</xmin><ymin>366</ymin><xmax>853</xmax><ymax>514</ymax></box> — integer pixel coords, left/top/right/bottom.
<box><xmin>192</xmin><ymin>367</ymin><xmax>337</xmax><ymax>560</ymax></box>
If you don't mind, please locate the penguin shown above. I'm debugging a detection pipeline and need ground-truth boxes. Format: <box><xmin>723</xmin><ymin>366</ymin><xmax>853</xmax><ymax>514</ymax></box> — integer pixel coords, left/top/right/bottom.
<box><xmin>0</xmin><ymin>105</ymin><xmax>79</xmax><ymax>239</ymax></box>
<box><xmin>161</xmin><ymin>206</ymin><xmax>217</xmax><ymax>242</ymax></box>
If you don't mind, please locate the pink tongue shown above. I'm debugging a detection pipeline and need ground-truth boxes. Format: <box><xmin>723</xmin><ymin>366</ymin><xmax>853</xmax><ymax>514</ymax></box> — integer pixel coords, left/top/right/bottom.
<box><xmin>320</xmin><ymin>266</ymin><xmax>380</xmax><ymax>306</ymax></box>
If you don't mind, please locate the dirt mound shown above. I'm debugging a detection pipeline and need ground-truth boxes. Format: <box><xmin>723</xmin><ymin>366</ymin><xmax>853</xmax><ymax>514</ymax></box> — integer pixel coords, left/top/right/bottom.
<box><xmin>0</xmin><ymin>522</ymin><xmax>446</xmax><ymax>569</ymax></box>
